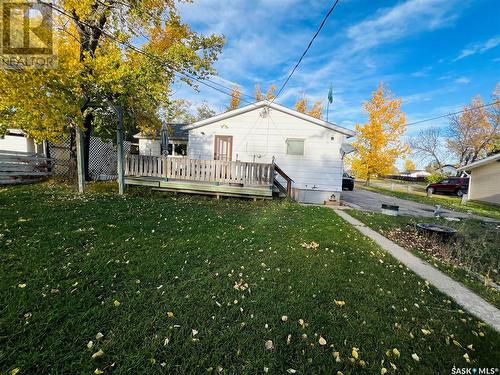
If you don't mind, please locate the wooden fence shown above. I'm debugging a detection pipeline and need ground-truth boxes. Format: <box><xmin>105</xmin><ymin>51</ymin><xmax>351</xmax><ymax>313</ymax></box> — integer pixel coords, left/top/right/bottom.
<box><xmin>0</xmin><ymin>151</ymin><xmax>52</xmax><ymax>185</ymax></box>
<box><xmin>125</xmin><ymin>155</ymin><xmax>274</xmax><ymax>186</ymax></box>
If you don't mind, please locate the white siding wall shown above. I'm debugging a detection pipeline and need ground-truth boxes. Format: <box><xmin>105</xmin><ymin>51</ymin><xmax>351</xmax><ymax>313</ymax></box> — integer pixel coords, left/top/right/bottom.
<box><xmin>469</xmin><ymin>162</ymin><xmax>500</xmax><ymax>205</ymax></box>
<box><xmin>188</xmin><ymin>107</ymin><xmax>347</xmax><ymax>192</ymax></box>
<box><xmin>139</xmin><ymin>139</ymin><xmax>161</xmax><ymax>156</ymax></box>
<box><xmin>0</xmin><ymin>135</ymin><xmax>36</xmax><ymax>153</ymax></box>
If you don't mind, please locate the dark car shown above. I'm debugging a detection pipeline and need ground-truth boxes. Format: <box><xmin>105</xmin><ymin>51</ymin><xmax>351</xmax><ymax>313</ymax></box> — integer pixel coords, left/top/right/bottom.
<box><xmin>426</xmin><ymin>177</ymin><xmax>469</xmax><ymax>197</ymax></box>
<box><xmin>342</xmin><ymin>172</ymin><xmax>355</xmax><ymax>191</ymax></box>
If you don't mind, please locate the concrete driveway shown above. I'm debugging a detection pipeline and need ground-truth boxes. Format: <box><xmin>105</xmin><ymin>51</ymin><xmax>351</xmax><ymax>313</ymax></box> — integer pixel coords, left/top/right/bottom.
<box><xmin>341</xmin><ymin>188</ymin><xmax>497</xmax><ymax>222</ymax></box>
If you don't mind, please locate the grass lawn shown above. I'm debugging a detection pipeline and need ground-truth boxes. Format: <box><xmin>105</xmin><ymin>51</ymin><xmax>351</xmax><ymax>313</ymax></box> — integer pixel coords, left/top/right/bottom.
<box><xmin>347</xmin><ymin>210</ymin><xmax>500</xmax><ymax>309</ymax></box>
<box><xmin>1</xmin><ymin>182</ymin><xmax>499</xmax><ymax>374</ymax></box>
<box><xmin>359</xmin><ymin>184</ymin><xmax>500</xmax><ymax>220</ymax></box>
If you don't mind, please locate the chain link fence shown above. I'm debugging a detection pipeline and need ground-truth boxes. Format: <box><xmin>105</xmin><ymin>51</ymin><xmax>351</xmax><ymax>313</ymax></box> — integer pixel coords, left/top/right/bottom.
<box><xmin>47</xmin><ymin>132</ymin><xmax>133</xmax><ymax>181</ymax></box>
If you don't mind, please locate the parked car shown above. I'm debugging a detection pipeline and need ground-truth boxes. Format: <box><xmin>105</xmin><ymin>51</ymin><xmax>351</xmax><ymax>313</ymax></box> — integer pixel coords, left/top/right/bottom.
<box><xmin>342</xmin><ymin>173</ymin><xmax>355</xmax><ymax>191</ymax></box>
<box><xmin>426</xmin><ymin>177</ymin><xmax>469</xmax><ymax>197</ymax></box>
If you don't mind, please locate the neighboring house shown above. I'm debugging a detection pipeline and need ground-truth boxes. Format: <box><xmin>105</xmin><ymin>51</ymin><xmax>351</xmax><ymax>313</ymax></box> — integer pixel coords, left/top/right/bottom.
<box><xmin>457</xmin><ymin>153</ymin><xmax>500</xmax><ymax>205</ymax></box>
<box><xmin>0</xmin><ymin>129</ymin><xmax>43</xmax><ymax>154</ymax></box>
<box><xmin>400</xmin><ymin>170</ymin><xmax>431</xmax><ymax>178</ymax></box>
<box><xmin>183</xmin><ymin>100</ymin><xmax>356</xmax><ymax>203</ymax></box>
<box><xmin>133</xmin><ymin>124</ymin><xmax>188</xmax><ymax>157</ymax></box>
<box><xmin>441</xmin><ymin>164</ymin><xmax>458</xmax><ymax>176</ymax></box>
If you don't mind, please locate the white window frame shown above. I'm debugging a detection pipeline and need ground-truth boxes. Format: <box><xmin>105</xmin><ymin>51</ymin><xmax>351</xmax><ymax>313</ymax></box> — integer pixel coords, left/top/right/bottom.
<box><xmin>285</xmin><ymin>138</ymin><xmax>305</xmax><ymax>156</ymax></box>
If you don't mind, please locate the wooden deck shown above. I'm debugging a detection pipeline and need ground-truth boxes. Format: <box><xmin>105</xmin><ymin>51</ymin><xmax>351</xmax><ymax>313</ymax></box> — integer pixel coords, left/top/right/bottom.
<box><xmin>124</xmin><ymin>156</ymin><xmax>275</xmax><ymax>199</ymax></box>
<box><xmin>0</xmin><ymin>151</ymin><xmax>53</xmax><ymax>185</ymax></box>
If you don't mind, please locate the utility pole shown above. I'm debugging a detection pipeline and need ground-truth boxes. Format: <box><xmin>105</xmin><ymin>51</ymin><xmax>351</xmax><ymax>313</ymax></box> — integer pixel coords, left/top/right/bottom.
<box><xmin>76</xmin><ymin>127</ymin><xmax>85</xmax><ymax>194</ymax></box>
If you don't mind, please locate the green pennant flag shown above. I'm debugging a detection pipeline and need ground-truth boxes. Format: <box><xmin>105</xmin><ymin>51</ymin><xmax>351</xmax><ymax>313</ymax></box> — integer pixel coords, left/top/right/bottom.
<box><xmin>328</xmin><ymin>84</ymin><xmax>333</xmax><ymax>104</ymax></box>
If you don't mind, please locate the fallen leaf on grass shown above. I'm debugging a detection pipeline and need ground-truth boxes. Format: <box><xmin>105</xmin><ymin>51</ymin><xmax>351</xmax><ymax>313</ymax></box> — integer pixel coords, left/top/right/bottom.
<box><xmin>18</xmin><ymin>284</ymin><xmax>26</xmax><ymax>289</ymax></box>
<box><xmin>421</xmin><ymin>329</ymin><xmax>431</xmax><ymax>336</ymax></box>
<box><xmin>411</xmin><ymin>353</ymin><xmax>420</xmax><ymax>362</ymax></box>
<box><xmin>92</xmin><ymin>349</ymin><xmax>104</xmax><ymax>360</ymax></box>
<box><xmin>265</xmin><ymin>340</ymin><xmax>273</xmax><ymax>350</ymax></box>
<box><xmin>334</xmin><ymin>300</ymin><xmax>346</xmax><ymax>307</ymax></box>
<box><xmin>10</xmin><ymin>368</ymin><xmax>20</xmax><ymax>375</ymax></box>
<box><xmin>167</xmin><ymin>311</ymin><xmax>174</xmax><ymax>318</ymax></box>
<box><xmin>301</xmin><ymin>241</ymin><xmax>319</xmax><ymax>250</ymax></box>
<box><xmin>319</xmin><ymin>336</ymin><xmax>327</xmax><ymax>346</ymax></box>
<box><xmin>94</xmin><ymin>369</ymin><xmax>104</xmax><ymax>374</ymax></box>
<box><xmin>352</xmin><ymin>347</ymin><xmax>359</xmax><ymax>359</ymax></box>
<box><xmin>113</xmin><ymin>300</ymin><xmax>121</xmax><ymax>307</ymax></box>
<box><xmin>96</xmin><ymin>332</ymin><xmax>104</xmax><ymax>340</ymax></box>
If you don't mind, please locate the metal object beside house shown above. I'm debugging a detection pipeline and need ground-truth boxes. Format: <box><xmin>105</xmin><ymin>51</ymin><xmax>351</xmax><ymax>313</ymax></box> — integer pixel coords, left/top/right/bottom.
<box><xmin>381</xmin><ymin>203</ymin><xmax>399</xmax><ymax>216</ymax></box>
<box><xmin>416</xmin><ymin>223</ymin><xmax>457</xmax><ymax>238</ymax></box>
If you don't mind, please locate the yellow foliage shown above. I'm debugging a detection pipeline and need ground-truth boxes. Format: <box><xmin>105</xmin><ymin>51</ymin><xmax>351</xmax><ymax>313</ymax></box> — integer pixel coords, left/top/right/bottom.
<box><xmin>308</xmin><ymin>100</ymin><xmax>323</xmax><ymax>119</ymax></box>
<box><xmin>351</xmin><ymin>83</ymin><xmax>408</xmax><ymax>182</ymax></box>
<box><xmin>295</xmin><ymin>97</ymin><xmax>308</xmax><ymax>113</ymax></box>
<box><xmin>255</xmin><ymin>84</ymin><xmax>263</xmax><ymax>101</ymax></box>
<box><xmin>447</xmin><ymin>91</ymin><xmax>499</xmax><ymax>165</ymax></box>
<box><xmin>228</xmin><ymin>85</ymin><xmax>241</xmax><ymax>111</ymax></box>
<box><xmin>0</xmin><ymin>1</ymin><xmax>224</xmax><ymax>142</ymax></box>
<box><xmin>265</xmin><ymin>85</ymin><xmax>276</xmax><ymax>100</ymax></box>
<box><xmin>404</xmin><ymin>159</ymin><xmax>416</xmax><ymax>172</ymax></box>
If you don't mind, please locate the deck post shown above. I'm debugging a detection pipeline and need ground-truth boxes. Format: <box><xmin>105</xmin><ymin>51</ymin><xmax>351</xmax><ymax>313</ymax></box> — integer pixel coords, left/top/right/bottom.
<box><xmin>116</xmin><ymin>105</ymin><xmax>125</xmax><ymax>195</ymax></box>
<box><xmin>76</xmin><ymin>127</ymin><xmax>85</xmax><ymax>194</ymax></box>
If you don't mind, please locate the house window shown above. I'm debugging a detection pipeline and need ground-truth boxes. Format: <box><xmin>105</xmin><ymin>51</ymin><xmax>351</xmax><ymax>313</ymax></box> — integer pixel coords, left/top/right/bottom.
<box><xmin>286</xmin><ymin>139</ymin><xmax>304</xmax><ymax>156</ymax></box>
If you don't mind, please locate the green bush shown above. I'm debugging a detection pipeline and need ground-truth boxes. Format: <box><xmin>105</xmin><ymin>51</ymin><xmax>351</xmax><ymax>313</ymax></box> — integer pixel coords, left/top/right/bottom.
<box><xmin>427</xmin><ymin>171</ymin><xmax>444</xmax><ymax>183</ymax></box>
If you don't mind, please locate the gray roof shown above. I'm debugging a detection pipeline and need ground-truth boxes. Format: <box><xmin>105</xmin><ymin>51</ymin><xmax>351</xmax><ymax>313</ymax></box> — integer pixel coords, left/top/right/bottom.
<box><xmin>169</xmin><ymin>123</ymin><xmax>189</xmax><ymax>140</ymax></box>
<box><xmin>133</xmin><ymin>123</ymin><xmax>188</xmax><ymax>141</ymax></box>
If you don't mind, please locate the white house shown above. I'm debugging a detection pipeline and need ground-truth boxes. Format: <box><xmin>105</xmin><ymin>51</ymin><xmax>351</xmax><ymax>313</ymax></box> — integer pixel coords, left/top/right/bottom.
<box><xmin>458</xmin><ymin>153</ymin><xmax>500</xmax><ymax>205</ymax></box>
<box><xmin>400</xmin><ymin>170</ymin><xmax>431</xmax><ymax>178</ymax></box>
<box><xmin>0</xmin><ymin>129</ymin><xmax>43</xmax><ymax>154</ymax></box>
<box><xmin>183</xmin><ymin>100</ymin><xmax>356</xmax><ymax>203</ymax></box>
<box><xmin>134</xmin><ymin>124</ymin><xmax>188</xmax><ymax>157</ymax></box>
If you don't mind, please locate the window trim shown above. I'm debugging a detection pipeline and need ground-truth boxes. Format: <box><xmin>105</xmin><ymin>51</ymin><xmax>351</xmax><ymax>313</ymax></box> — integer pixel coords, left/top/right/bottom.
<box><xmin>285</xmin><ymin>138</ymin><xmax>305</xmax><ymax>156</ymax></box>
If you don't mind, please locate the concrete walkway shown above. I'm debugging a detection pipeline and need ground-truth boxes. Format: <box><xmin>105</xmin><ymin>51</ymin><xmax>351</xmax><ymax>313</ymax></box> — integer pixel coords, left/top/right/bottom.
<box><xmin>341</xmin><ymin>189</ymin><xmax>499</xmax><ymax>223</ymax></box>
<box><xmin>333</xmin><ymin>208</ymin><xmax>500</xmax><ymax>332</ymax></box>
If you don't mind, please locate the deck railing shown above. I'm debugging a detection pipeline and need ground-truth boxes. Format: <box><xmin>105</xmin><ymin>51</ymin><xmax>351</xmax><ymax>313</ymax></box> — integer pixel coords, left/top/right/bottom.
<box><xmin>125</xmin><ymin>155</ymin><xmax>274</xmax><ymax>186</ymax></box>
<box><xmin>0</xmin><ymin>151</ymin><xmax>52</xmax><ymax>185</ymax></box>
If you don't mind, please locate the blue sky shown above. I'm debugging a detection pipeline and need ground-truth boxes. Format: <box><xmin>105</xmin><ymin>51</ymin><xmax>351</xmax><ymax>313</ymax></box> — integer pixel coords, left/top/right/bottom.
<box><xmin>173</xmin><ymin>0</ymin><xmax>499</xmax><ymax>145</ymax></box>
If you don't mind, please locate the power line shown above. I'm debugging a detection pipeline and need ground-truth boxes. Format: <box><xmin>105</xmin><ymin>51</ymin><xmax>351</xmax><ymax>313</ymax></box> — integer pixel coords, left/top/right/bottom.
<box><xmin>101</xmin><ymin>0</ymin><xmax>257</xmax><ymax>101</ymax></box>
<box><xmin>41</xmin><ymin>1</ymin><xmax>255</xmax><ymax>104</ymax></box>
<box><xmin>273</xmin><ymin>0</ymin><xmax>341</xmax><ymax>102</ymax></box>
<box><xmin>405</xmin><ymin>101</ymin><xmax>498</xmax><ymax>127</ymax></box>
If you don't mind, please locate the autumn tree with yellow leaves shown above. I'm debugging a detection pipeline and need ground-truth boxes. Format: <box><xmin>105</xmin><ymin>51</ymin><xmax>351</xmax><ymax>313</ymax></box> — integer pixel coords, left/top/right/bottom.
<box><xmin>255</xmin><ymin>84</ymin><xmax>264</xmax><ymax>101</ymax></box>
<box><xmin>254</xmin><ymin>84</ymin><xmax>276</xmax><ymax>101</ymax></box>
<box><xmin>351</xmin><ymin>84</ymin><xmax>408</xmax><ymax>184</ymax></box>
<box><xmin>228</xmin><ymin>85</ymin><xmax>241</xmax><ymax>110</ymax></box>
<box><xmin>404</xmin><ymin>159</ymin><xmax>416</xmax><ymax>172</ymax></box>
<box><xmin>308</xmin><ymin>100</ymin><xmax>324</xmax><ymax>119</ymax></box>
<box><xmin>295</xmin><ymin>97</ymin><xmax>308</xmax><ymax>113</ymax></box>
<box><xmin>294</xmin><ymin>97</ymin><xmax>323</xmax><ymax>119</ymax></box>
<box><xmin>0</xmin><ymin>0</ymin><xmax>224</xmax><ymax>180</ymax></box>
<box><xmin>447</xmin><ymin>89</ymin><xmax>500</xmax><ymax>166</ymax></box>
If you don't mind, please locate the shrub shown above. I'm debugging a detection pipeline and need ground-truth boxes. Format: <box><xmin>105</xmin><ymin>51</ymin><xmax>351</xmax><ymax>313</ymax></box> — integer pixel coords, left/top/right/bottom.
<box><xmin>427</xmin><ymin>171</ymin><xmax>444</xmax><ymax>184</ymax></box>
